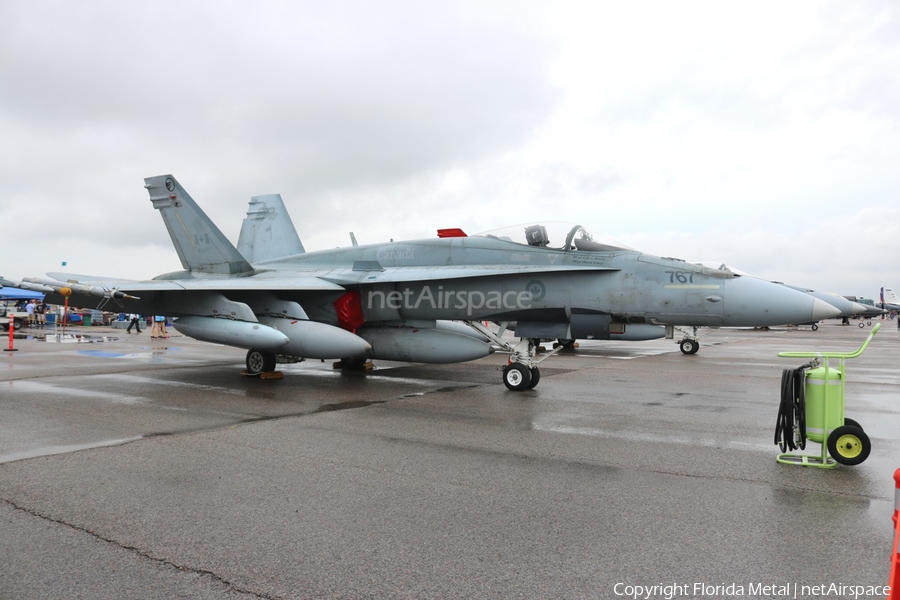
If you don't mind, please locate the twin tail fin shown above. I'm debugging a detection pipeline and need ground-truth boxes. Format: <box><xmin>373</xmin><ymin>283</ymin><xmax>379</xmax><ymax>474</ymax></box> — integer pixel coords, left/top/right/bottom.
<box><xmin>144</xmin><ymin>175</ymin><xmax>254</xmax><ymax>275</ymax></box>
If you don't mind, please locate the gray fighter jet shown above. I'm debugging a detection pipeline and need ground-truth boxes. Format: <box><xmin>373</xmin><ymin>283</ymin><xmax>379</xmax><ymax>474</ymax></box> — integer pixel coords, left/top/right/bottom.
<box><xmin>14</xmin><ymin>175</ymin><xmax>840</xmax><ymax>390</ymax></box>
<box><xmin>842</xmin><ymin>296</ymin><xmax>888</xmax><ymax>320</ymax></box>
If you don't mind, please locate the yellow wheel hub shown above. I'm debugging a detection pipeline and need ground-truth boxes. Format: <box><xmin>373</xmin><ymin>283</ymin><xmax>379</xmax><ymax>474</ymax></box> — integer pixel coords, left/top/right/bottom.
<box><xmin>834</xmin><ymin>434</ymin><xmax>863</xmax><ymax>459</ymax></box>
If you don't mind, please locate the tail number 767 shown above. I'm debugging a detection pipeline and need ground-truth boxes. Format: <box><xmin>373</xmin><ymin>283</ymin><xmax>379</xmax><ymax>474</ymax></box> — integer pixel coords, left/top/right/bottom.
<box><xmin>665</xmin><ymin>270</ymin><xmax>695</xmax><ymax>284</ymax></box>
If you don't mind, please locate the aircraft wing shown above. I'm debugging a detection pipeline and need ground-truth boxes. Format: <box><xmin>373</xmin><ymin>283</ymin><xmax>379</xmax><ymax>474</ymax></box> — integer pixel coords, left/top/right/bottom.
<box><xmin>36</xmin><ymin>263</ymin><xmax>618</xmax><ymax>293</ymax></box>
<box><xmin>321</xmin><ymin>264</ymin><xmax>619</xmax><ymax>286</ymax></box>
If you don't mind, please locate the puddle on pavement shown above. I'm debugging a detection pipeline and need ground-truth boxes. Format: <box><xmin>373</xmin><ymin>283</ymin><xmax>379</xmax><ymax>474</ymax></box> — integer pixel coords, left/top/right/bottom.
<box><xmin>43</xmin><ymin>333</ymin><xmax>119</xmax><ymax>343</ymax></box>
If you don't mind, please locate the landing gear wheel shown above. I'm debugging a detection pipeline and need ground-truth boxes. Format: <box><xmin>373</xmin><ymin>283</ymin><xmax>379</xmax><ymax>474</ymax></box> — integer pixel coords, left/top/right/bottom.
<box><xmin>827</xmin><ymin>425</ymin><xmax>871</xmax><ymax>466</ymax></box>
<box><xmin>679</xmin><ymin>339</ymin><xmax>699</xmax><ymax>354</ymax></box>
<box><xmin>246</xmin><ymin>349</ymin><xmax>277</xmax><ymax>374</ymax></box>
<box><xmin>858</xmin><ymin>322</ymin><xmax>865</xmax><ymax>328</ymax></box>
<box><xmin>811</xmin><ymin>323</ymin><xmax>819</xmax><ymax>331</ymax></box>
<box><xmin>527</xmin><ymin>367</ymin><xmax>541</xmax><ymax>389</ymax></box>
<box><xmin>557</xmin><ymin>338</ymin><xmax>576</xmax><ymax>349</ymax></box>
<box><xmin>502</xmin><ymin>363</ymin><xmax>532</xmax><ymax>391</ymax></box>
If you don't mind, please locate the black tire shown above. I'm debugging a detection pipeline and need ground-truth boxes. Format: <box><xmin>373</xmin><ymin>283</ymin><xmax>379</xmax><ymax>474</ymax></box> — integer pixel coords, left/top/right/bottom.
<box><xmin>13</xmin><ymin>319</ymin><xmax>22</xmax><ymax>331</ymax></box>
<box><xmin>858</xmin><ymin>322</ymin><xmax>865</xmax><ymax>328</ymax></box>
<box><xmin>557</xmin><ymin>338</ymin><xmax>576</xmax><ymax>349</ymax></box>
<box><xmin>246</xmin><ymin>349</ymin><xmax>277</xmax><ymax>374</ymax></box>
<box><xmin>843</xmin><ymin>417</ymin><xmax>862</xmax><ymax>430</ymax></box>
<box><xmin>827</xmin><ymin>425</ymin><xmax>871</xmax><ymax>466</ymax></box>
<box><xmin>811</xmin><ymin>323</ymin><xmax>818</xmax><ymax>331</ymax></box>
<box><xmin>527</xmin><ymin>367</ymin><xmax>541</xmax><ymax>389</ymax></box>
<box><xmin>679</xmin><ymin>339</ymin><xmax>698</xmax><ymax>354</ymax></box>
<box><xmin>502</xmin><ymin>363</ymin><xmax>532</xmax><ymax>391</ymax></box>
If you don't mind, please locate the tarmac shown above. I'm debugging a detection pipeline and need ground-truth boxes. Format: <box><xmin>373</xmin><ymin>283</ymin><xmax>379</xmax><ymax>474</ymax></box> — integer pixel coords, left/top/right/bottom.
<box><xmin>1</xmin><ymin>320</ymin><xmax>898</xmax><ymax>599</ymax></box>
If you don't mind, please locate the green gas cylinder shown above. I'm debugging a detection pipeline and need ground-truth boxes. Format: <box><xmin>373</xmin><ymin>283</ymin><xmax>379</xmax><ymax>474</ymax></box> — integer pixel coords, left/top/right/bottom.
<box><xmin>803</xmin><ymin>366</ymin><xmax>843</xmax><ymax>444</ymax></box>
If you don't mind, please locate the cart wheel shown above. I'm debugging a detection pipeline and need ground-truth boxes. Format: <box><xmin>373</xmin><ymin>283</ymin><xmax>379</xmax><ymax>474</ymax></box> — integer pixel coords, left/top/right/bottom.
<box><xmin>844</xmin><ymin>418</ymin><xmax>862</xmax><ymax>430</ymax></box>
<box><xmin>811</xmin><ymin>323</ymin><xmax>818</xmax><ymax>331</ymax></box>
<box><xmin>858</xmin><ymin>322</ymin><xmax>865</xmax><ymax>328</ymax></box>
<box><xmin>827</xmin><ymin>425</ymin><xmax>871</xmax><ymax>466</ymax></box>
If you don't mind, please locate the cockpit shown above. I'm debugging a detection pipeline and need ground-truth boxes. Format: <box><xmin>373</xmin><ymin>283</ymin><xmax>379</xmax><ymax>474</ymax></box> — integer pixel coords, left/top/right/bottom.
<box><xmin>473</xmin><ymin>222</ymin><xmax>633</xmax><ymax>252</ymax></box>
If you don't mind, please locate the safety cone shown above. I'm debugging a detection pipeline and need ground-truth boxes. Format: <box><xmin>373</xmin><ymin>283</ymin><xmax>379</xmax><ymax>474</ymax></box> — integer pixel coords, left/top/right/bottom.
<box><xmin>889</xmin><ymin>468</ymin><xmax>900</xmax><ymax>600</ymax></box>
<box><xmin>3</xmin><ymin>315</ymin><xmax>16</xmax><ymax>353</ymax></box>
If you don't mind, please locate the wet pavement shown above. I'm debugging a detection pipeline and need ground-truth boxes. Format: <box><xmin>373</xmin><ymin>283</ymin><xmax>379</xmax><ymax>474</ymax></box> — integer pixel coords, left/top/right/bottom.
<box><xmin>1</xmin><ymin>321</ymin><xmax>898</xmax><ymax>599</ymax></box>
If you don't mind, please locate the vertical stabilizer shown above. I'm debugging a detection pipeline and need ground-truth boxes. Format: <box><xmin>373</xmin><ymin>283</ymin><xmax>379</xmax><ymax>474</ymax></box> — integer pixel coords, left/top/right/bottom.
<box><xmin>144</xmin><ymin>175</ymin><xmax>254</xmax><ymax>275</ymax></box>
<box><xmin>236</xmin><ymin>194</ymin><xmax>306</xmax><ymax>263</ymax></box>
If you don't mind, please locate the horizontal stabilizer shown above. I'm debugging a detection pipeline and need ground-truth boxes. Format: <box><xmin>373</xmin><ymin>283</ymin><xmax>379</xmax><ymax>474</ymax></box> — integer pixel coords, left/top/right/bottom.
<box><xmin>45</xmin><ymin>272</ymin><xmax>137</xmax><ymax>283</ymax></box>
<box><xmin>36</xmin><ymin>274</ymin><xmax>345</xmax><ymax>294</ymax></box>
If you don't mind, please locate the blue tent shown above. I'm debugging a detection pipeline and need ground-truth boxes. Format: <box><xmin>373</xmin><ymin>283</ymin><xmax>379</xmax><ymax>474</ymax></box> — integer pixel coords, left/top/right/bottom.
<box><xmin>0</xmin><ymin>286</ymin><xmax>44</xmax><ymax>301</ymax></box>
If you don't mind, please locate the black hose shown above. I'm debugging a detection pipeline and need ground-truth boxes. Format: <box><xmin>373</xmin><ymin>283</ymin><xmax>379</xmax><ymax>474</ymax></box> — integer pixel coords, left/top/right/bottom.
<box><xmin>775</xmin><ymin>367</ymin><xmax>807</xmax><ymax>451</ymax></box>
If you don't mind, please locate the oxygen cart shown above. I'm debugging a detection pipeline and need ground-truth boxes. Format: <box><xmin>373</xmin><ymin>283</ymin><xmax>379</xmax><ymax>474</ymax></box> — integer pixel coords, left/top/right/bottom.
<box><xmin>774</xmin><ymin>323</ymin><xmax>880</xmax><ymax>468</ymax></box>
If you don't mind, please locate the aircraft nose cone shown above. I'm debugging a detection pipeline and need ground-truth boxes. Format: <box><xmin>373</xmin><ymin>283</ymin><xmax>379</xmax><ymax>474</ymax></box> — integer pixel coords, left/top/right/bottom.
<box><xmin>850</xmin><ymin>302</ymin><xmax>867</xmax><ymax>315</ymax></box>
<box><xmin>811</xmin><ymin>298</ymin><xmax>841</xmax><ymax>321</ymax></box>
<box><xmin>724</xmin><ymin>277</ymin><xmax>841</xmax><ymax>327</ymax></box>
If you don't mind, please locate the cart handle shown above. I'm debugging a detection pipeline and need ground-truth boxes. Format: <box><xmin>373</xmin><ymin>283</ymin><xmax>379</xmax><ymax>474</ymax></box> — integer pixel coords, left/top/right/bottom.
<box><xmin>778</xmin><ymin>323</ymin><xmax>881</xmax><ymax>359</ymax></box>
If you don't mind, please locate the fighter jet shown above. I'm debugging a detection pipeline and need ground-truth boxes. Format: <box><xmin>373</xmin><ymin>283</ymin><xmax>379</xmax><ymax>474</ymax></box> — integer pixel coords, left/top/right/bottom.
<box><xmin>780</xmin><ymin>286</ymin><xmax>871</xmax><ymax>330</ymax></box>
<box><xmin>842</xmin><ymin>296</ymin><xmax>888</xmax><ymax>320</ymax></box>
<box><xmin>13</xmin><ymin>175</ymin><xmax>840</xmax><ymax>391</ymax></box>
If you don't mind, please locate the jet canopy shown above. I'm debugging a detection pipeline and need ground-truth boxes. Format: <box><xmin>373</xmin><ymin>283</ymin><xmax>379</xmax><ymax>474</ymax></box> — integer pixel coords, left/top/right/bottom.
<box><xmin>474</xmin><ymin>222</ymin><xmax>632</xmax><ymax>252</ymax></box>
<box><xmin>694</xmin><ymin>261</ymin><xmax>751</xmax><ymax>276</ymax></box>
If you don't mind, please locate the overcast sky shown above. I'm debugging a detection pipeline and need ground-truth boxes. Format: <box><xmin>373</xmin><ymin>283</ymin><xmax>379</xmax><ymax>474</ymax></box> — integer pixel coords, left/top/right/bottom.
<box><xmin>2</xmin><ymin>1</ymin><xmax>898</xmax><ymax>299</ymax></box>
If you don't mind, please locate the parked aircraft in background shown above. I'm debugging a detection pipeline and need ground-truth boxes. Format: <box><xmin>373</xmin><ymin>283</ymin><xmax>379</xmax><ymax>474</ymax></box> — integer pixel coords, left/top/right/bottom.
<box><xmin>842</xmin><ymin>296</ymin><xmax>888</xmax><ymax>321</ymax></box>
<box><xmin>878</xmin><ymin>287</ymin><xmax>900</xmax><ymax>312</ymax></box>
<box><xmin>11</xmin><ymin>175</ymin><xmax>840</xmax><ymax>390</ymax></box>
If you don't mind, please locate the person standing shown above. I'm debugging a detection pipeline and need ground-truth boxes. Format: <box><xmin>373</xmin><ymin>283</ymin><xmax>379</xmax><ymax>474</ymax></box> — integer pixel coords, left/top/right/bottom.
<box><xmin>25</xmin><ymin>300</ymin><xmax>35</xmax><ymax>328</ymax></box>
<box><xmin>151</xmin><ymin>315</ymin><xmax>168</xmax><ymax>339</ymax></box>
<box><xmin>35</xmin><ymin>301</ymin><xmax>45</xmax><ymax>327</ymax></box>
<box><xmin>126</xmin><ymin>313</ymin><xmax>142</xmax><ymax>333</ymax></box>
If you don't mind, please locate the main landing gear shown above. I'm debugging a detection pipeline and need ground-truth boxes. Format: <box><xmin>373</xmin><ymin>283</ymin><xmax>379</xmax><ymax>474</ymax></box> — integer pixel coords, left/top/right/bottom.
<box><xmin>464</xmin><ymin>321</ymin><xmax>563</xmax><ymax>391</ymax></box>
<box><xmin>245</xmin><ymin>349</ymin><xmax>276</xmax><ymax>374</ymax></box>
<box><xmin>502</xmin><ymin>362</ymin><xmax>541</xmax><ymax>391</ymax></box>
<box><xmin>678</xmin><ymin>327</ymin><xmax>700</xmax><ymax>355</ymax></box>
<box><xmin>244</xmin><ymin>349</ymin><xmax>302</xmax><ymax>378</ymax></box>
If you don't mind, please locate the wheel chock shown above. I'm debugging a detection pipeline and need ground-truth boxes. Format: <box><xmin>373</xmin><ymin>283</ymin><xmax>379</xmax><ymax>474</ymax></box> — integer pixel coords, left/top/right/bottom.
<box><xmin>332</xmin><ymin>360</ymin><xmax>375</xmax><ymax>371</ymax></box>
<box><xmin>553</xmin><ymin>342</ymin><xmax>579</xmax><ymax>350</ymax></box>
<box><xmin>241</xmin><ymin>370</ymin><xmax>283</xmax><ymax>379</ymax></box>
